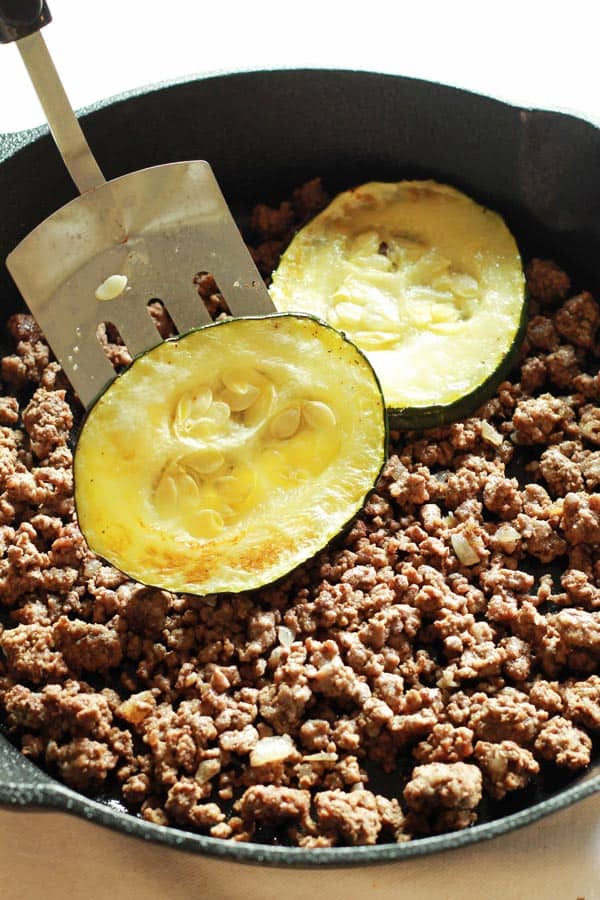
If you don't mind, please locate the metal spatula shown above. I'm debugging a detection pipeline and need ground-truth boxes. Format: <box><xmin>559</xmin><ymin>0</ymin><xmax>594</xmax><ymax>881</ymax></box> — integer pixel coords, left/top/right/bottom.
<box><xmin>0</xmin><ymin>1</ymin><xmax>274</xmax><ymax>408</ymax></box>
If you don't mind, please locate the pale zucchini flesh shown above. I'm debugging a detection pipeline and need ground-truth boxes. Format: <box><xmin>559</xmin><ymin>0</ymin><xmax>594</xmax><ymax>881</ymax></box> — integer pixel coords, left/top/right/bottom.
<box><xmin>269</xmin><ymin>181</ymin><xmax>527</xmax><ymax>426</ymax></box>
<box><xmin>74</xmin><ymin>314</ymin><xmax>387</xmax><ymax>596</ymax></box>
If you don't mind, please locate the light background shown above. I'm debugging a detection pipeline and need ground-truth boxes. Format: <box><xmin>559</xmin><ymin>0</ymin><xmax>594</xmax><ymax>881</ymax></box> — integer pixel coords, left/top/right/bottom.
<box><xmin>1</xmin><ymin>0</ymin><xmax>599</xmax><ymax>132</ymax></box>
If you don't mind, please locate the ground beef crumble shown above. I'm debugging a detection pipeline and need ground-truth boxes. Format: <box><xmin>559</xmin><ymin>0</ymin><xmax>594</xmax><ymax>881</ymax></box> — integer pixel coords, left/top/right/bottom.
<box><xmin>0</xmin><ymin>195</ymin><xmax>598</xmax><ymax>848</ymax></box>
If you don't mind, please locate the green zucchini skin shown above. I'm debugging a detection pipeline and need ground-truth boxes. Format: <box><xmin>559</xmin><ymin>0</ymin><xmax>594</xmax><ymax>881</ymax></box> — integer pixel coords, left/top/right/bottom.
<box><xmin>270</xmin><ymin>180</ymin><xmax>528</xmax><ymax>432</ymax></box>
<box><xmin>74</xmin><ymin>312</ymin><xmax>388</xmax><ymax>597</ymax></box>
<box><xmin>388</xmin><ymin>291</ymin><xmax>529</xmax><ymax>430</ymax></box>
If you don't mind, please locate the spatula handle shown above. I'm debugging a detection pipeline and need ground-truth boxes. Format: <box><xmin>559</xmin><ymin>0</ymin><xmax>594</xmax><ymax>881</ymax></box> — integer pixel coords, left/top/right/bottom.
<box><xmin>0</xmin><ymin>0</ymin><xmax>105</xmax><ymax>194</ymax></box>
<box><xmin>0</xmin><ymin>0</ymin><xmax>51</xmax><ymax>42</ymax></box>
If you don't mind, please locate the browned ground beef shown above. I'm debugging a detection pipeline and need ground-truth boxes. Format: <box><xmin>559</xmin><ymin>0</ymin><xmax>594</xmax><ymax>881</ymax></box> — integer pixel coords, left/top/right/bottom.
<box><xmin>0</xmin><ymin>180</ymin><xmax>598</xmax><ymax>847</ymax></box>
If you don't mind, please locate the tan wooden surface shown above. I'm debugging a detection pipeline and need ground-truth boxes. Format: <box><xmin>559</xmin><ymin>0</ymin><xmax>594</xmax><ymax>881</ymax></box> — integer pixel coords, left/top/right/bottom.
<box><xmin>0</xmin><ymin>792</ymin><xmax>598</xmax><ymax>900</ymax></box>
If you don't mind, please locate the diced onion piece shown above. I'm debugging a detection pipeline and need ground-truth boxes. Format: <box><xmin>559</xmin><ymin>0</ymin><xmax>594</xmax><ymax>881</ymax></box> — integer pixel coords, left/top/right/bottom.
<box><xmin>437</xmin><ymin>666</ymin><xmax>459</xmax><ymax>690</ymax></box>
<box><xmin>451</xmin><ymin>532</ymin><xmax>480</xmax><ymax>566</ymax></box>
<box><xmin>277</xmin><ymin>625</ymin><xmax>296</xmax><ymax>647</ymax></box>
<box><xmin>250</xmin><ymin>734</ymin><xmax>295</xmax><ymax>767</ymax></box>
<box><xmin>481</xmin><ymin>420</ymin><xmax>503</xmax><ymax>447</ymax></box>
<box><xmin>116</xmin><ymin>690</ymin><xmax>155</xmax><ymax>725</ymax></box>
<box><xmin>494</xmin><ymin>523</ymin><xmax>521</xmax><ymax>552</ymax></box>
<box><xmin>195</xmin><ymin>758</ymin><xmax>221</xmax><ymax>784</ymax></box>
<box><xmin>302</xmin><ymin>752</ymin><xmax>338</xmax><ymax>762</ymax></box>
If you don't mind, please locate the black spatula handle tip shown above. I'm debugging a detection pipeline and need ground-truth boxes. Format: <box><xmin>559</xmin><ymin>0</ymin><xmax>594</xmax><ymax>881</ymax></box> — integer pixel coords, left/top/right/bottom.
<box><xmin>0</xmin><ymin>0</ymin><xmax>52</xmax><ymax>44</ymax></box>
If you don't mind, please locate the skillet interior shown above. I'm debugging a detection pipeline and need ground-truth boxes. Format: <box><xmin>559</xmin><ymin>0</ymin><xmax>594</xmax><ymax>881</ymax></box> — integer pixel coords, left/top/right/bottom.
<box><xmin>0</xmin><ymin>69</ymin><xmax>599</xmax><ymax>866</ymax></box>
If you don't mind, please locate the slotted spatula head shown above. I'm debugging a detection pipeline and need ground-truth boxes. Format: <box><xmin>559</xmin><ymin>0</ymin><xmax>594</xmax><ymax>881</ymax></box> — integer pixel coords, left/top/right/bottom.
<box><xmin>6</xmin><ymin>160</ymin><xmax>274</xmax><ymax>408</ymax></box>
<box><xmin>1</xmin><ymin>1</ymin><xmax>274</xmax><ymax>409</ymax></box>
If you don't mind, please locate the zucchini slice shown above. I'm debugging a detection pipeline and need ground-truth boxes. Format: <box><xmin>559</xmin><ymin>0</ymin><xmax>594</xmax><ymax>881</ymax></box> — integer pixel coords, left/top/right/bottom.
<box><xmin>74</xmin><ymin>314</ymin><xmax>386</xmax><ymax>596</ymax></box>
<box><xmin>270</xmin><ymin>181</ymin><xmax>527</xmax><ymax>428</ymax></box>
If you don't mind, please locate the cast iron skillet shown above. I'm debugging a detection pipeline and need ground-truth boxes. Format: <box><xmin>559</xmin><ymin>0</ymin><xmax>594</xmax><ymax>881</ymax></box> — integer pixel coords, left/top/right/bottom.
<box><xmin>0</xmin><ymin>69</ymin><xmax>599</xmax><ymax>867</ymax></box>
